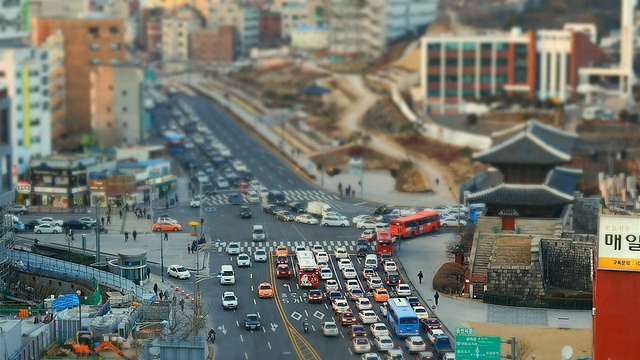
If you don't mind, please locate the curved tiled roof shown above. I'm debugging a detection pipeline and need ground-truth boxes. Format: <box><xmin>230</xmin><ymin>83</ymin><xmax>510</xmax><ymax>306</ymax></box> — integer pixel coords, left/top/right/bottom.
<box><xmin>467</xmin><ymin>183</ymin><xmax>574</xmax><ymax>206</ymax></box>
<box><xmin>474</xmin><ymin>119</ymin><xmax>578</xmax><ymax>165</ymax></box>
<box><xmin>545</xmin><ymin>166</ymin><xmax>583</xmax><ymax>195</ymax></box>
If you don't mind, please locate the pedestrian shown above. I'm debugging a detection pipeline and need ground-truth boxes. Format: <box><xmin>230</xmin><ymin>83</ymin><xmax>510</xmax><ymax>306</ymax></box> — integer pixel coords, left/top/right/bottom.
<box><xmin>338</xmin><ymin>183</ymin><xmax>343</xmax><ymax>196</ymax></box>
<box><xmin>159</xmin><ymin>291</ymin><xmax>164</xmax><ymax>301</ymax></box>
<box><xmin>172</xmin><ymin>295</ymin><xmax>177</xmax><ymax>306</ymax></box>
<box><xmin>107</xmin><ymin>214</ymin><xmax>112</xmax><ymax>224</ymax></box>
<box><xmin>147</xmin><ymin>266</ymin><xmax>150</xmax><ymax>278</ymax></box>
<box><xmin>351</xmin><ymin>189</ymin><xmax>355</xmax><ymax>197</ymax></box>
<box><xmin>175</xmin><ymin>194</ymin><xmax>179</xmax><ymax>203</ymax></box>
<box><xmin>346</xmin><ymin>186</ymin><xmax>350</xmax><ymax>197</ymax></box>
<box><xmin>119</xmin><ymin>210</ymin><xmax>123</xmax><ymax>219</ymax></box>
<box><xmin>417</xmin><ymin>271</ymin><xmax>424</xmax><ymax>284</ymax></box>
<box><xmin>143</xmin><ymin>208</ymin><xmax>147</xmax><ymax>218</ymax></box>
<box><xmin>180</xmin><ymin>298</ymin><xmax>185</xmax><ymax>311</ymax></box>
<box><xmin>165</xmin><ymin>201</ymin><xmax>169</xmax><ymax>210</ymax></box>
<box><xmin>125</xmin><ymin>203</ymin><xmax>130</xmax><ymax>212</ymax></box>
<box><xmin>188</xmin><ymin>245</ymin><xmax>191</xmax><ymax>254</ymax></box>
<box><xmin>107</xmin><ymin>206</ymin><xmax>111</xmax><ymax>215</ymax></box>
<box><xmin>164</xmin><ymin>289</ymin><xmax>169</xmax><ymax>300</ymax></box>
<box><xmin>101</xmin><ymin>217</ymin><xmax>105</xmax><ymax>226</ymax></box>
<box><xmin>436</xmin><ymin>178</ymin><xmax>440</xmax><ymax>186</ymax></box>
<box><xmin>434</xmin><ymin>292</ymin><xmax>440</xmax><ymax>306</ymax></box>
<box><xmin>164</xmin><ymin>232</ymin><xmax>168</xmax><ymax>241</ymax></box>
<box><xmin>124</xmin><ymin>231</ymin><xmax>129</xmax><ymax>242</ymax></box>
<box><xmin>132</xmin><ymin>229</ymin><xmax>137</xmax><ymax>241</ymax></box>
<box><xmin>153</xmin><ymin>283</ymin><xmax>158</xmax><ymax>296</ymax></box>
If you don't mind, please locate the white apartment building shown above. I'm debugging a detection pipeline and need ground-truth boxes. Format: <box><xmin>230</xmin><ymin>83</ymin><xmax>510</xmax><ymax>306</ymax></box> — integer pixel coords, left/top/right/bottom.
<box><xmin>208</xmin><ymin>2</ymin><xmax>259</xmax><ymax>56</ymax></box>
<box><xmin>329</xmin><ymin>0</ymin><xmax>438</xmax><ymax>60</ymax></box>
<box><xmin>0</xmin><ymin>43</ymin><xmax>52</xmax><ymax>177</ymax></box>
<box><xmin>161</xmin><ymin>8</ymin><xmax>202</xmax><ymax>63</ymax></box>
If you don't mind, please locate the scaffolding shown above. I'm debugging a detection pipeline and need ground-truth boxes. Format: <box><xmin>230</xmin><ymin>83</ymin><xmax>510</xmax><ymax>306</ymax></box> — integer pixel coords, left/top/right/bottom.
<box><xmin>0</xmin><ymin>203</ymin><xmax>16</xmax><ymax>295</ymax></box>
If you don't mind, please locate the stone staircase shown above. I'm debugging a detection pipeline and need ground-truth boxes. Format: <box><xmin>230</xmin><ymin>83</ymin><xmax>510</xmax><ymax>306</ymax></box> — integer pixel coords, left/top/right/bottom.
<box><xmin>470</xmin><ymin>232</ymin><xmax>496</xmax><ymax>278</ymax></box>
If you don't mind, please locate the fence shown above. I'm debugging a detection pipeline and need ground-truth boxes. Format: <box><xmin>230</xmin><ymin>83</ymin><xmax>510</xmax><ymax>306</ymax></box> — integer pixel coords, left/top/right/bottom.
<box><xmin>483</xmin><ymin>293</ymin><xmax>593</xmax><ymax>310</ymax></box>
<box><xmin>9</xmin><ymin>250</ymin><xmax>155</xmax><ymax>302</ymax></box>
<box><xmin>12</xmin><ymin>321</ymin><xmax>56</xmax><ymax>360</ymax></box>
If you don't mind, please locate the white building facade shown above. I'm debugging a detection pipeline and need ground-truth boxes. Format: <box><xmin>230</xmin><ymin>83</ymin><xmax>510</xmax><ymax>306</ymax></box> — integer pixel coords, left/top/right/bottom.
<box><xmin>0</xmin><ymin>44</ymin><xmax>52</xmax><ymax>178</ymax></box>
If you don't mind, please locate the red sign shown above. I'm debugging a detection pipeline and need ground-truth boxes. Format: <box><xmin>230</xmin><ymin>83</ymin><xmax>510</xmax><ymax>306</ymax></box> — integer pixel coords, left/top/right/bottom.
<box><xmin>12</xmin><ymin>164</ymin><xmax>17</xmax><ymax>176</ymax></box>
<box><xmin>16</xmin><ymin>181</ymin><xmax>31</xmax><ymax>194</ymax></box>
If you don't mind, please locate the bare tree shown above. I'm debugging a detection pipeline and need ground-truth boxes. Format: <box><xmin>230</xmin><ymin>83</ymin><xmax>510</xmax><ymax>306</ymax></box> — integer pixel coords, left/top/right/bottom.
<box><xmin>163</xmin><ymin>301</ymin><xmax>211</xmax><ymax>341</ymax></box>
<box><xmin>511</xmin><ymin>339</ymin><xmax>533</xmax><ymax>360</ymax></box>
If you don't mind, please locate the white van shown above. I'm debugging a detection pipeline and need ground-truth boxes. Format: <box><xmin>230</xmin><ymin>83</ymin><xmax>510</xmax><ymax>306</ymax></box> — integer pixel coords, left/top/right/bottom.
<box><xmin>219</xmin><ymin>265</ymin><xmax>236</xmax><ymax>285</ymax></box>
<box><xmin>252</xmin><ymin>225</ymin><xmax>265</xmax><ymax>241</ymax></box>
<box><xmin>364</xmin><ymin>254</ymin><xmax>378</xmax><ymax>269</ymax></box>
<box><xmin>321</xmin><ymin>215</ymin><xmax>349</xmax><ymax>227</ymax></box>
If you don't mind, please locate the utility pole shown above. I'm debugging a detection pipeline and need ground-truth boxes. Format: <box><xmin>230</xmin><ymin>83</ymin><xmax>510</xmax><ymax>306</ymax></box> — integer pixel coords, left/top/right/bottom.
<box><xmin>502</xmin><ymin>336</ymin><xmax>517</xmax><ymax>359</ymax></box>
<box><xmin>95</xmin><ymin>203</ymin><xmax>101</xmax><ymax>262</ymax></box>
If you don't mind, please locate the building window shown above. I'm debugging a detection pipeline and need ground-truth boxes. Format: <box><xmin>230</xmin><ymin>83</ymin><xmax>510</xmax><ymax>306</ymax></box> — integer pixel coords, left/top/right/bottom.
<box><xmin>123</xmin><ymin>122</ymin><xmax>127</xmax><ymax>127</ymax></box>
<box><xmin>89</xmin><ymin>27</ymin><xmax>100</xmax><ymax>38</ymax></box>
<box><xmin>480</xmin><ymin>43</ymin><xmax>491</xmax><ymax>50</ymax></box>
<box><xmin>122</xmin><ymin>90</ymin><xmax>127</xmax><ymax>96</ymax></box>
<box><xmin>17</xmin><ymin>139</ymin><xmax>23</xmax><ymax>146</ymax></box>
<box><xmin>445</xmin><ymin>43</ymin><xmax>458</xmax><ymax>51</ymax></box>
<box><xmin>31</xmin><ymin>119</ymin><xmax>40</xmax><ymax>126</ymax></box>
<box><xmin>481</xmin><ymin>58</ymin><xmax>492</xmax><ymax>66</ymax></box>
<box><xmin>0</xmin><ymin>71</ymin><xmax>5</xmax><ymax>78</ymax></box>
<box><xmin>496</xmin><ymin>74</ymin><xmax>507</xmax><ymax>83</ymax></box>
<box><xmin>463</xmin><ymin>58</ymin><xmax>475</xmax><ymax>66</ymax></box>
<box><xmin>16</xmin><ymin>88</ymin><xmax>21</xmax><ymax>95</ymax></box>
<box><xmin>496</xmin><ymin>58</ymin><xmax>508</xmax><ymax>66</ymax></box>
<box><xmin>445</xmin><ymin>58</ymin><xmax>457</xmax><ymax>66</ymax></box>
<box><xmin>15</xmin><ymin>71</ymin><xmax>21</xmax><ymax>78</ymax></box>
<box><xmin>122</xmin><ymin>106</ymin><xmax>128</xmax><ymax>112</ymax></box>
<box><xmin>107</xmin><ymin>107</ymin><xmax>111</xmax><ymax>113</ymax></box>
<box><xmin>109</xmin><ymin>26</ymin><xmax>120</xmax><ymax>34</ymax></box>
<box><xmin>427</xmin><ymin>75</ymin><xmax>439</xmax><ymax>83</ymax></box>
<box><xmin>107</xmin><ymin>122</ymin><xmax>112</xmax><ymax>127</ymax></box>
<box><xmin>18</xmin><ymin>157</ymin><xmax>24</xmax><ymax>165</ymax></box>
<box><xmin>110</xmin><ymin>58</ymin><xmax>121</xmax><ymax>65</ymax></box>
<box><xmin>43</xmin><ymin>102</ymin><xmax>49</xmax><ymax>110</ymax></box>
<box><xmin>32</xmin><ymin>136</ymin><xmax>41</xmax><ymax>144</ymax></box>
<box><xmin>480</xmin><ymin>74</ymin><xmax>492</xmax><ymax>83</ymax></box>
<box><xmin>91</xmin><ymin>58</ymin><xmax>101</xmax><ymax>65</ymax></box>
<box><xmin>123</xmin><ymin>137</ymin><xmax>128</xmax><ymax>143</ymax></box>
<box><xmin>90</xmin><ymin>43</ymin><xmax>100</xmax><ymax>50</ymax></box>
<box><xmin>17</xmin><ymin>105</ymin><xmax>22</xmax><ymax>112</ymax></box>
<box><xmin>463</xmin><ymin>74</ymin><xmax>474</xmax><ymax>83</ymax></box>
<box><xmin>427</xmin><ymin>89</ymin><xmax>440</xmax><ymax>97</ymax></box>
<box><xmin>110</xmin><ymin>42</ymin><xmax>121</xmax><ymax>50</ymax></box>
<box><xmin>445</xmin><ymin>75</ymin><xmax>458</xmax><ymax>83</ymax></box>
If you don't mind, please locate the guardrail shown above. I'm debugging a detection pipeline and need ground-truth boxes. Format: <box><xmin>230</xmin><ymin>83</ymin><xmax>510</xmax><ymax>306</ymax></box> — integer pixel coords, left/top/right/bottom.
<box><xmin>483</xmin><ymin>293</ymin><xmax>593</xmax><ymax>310</ymax></box>
<box><xmin>9</xmin><ymin>250</ymin><xmax>156</xmax><ymax>302</ymax></box>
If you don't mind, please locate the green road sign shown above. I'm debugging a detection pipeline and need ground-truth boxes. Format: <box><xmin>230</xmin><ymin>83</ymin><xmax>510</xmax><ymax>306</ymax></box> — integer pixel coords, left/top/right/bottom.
<box><xmin>456</xmin><ymin>327</ymin><xmax>475</xmax><ymax>336</ymax></box>
<box><xmin>456</xmin><ymin>335</ymin><xmax>501</xmax><ymax>360</ymax></box>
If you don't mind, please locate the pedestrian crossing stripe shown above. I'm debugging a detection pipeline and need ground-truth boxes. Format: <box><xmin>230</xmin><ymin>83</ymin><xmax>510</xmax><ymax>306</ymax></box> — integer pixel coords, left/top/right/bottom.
<box><xmin>200</xmin><ymin>189</ymin><xmax>340</xmax><ymax>206</ymax></box>
<box><xmin>211</xmin><ymin>239</ymin><xmax>370</xmax><ymax>254</ymax></box>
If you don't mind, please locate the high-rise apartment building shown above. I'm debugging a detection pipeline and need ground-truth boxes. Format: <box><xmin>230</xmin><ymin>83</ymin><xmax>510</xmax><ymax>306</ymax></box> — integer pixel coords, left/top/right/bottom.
<box><xmin>139</xmin><ymin>7</ymin><xmax>164</xmax><ymax>58</ymax></box>
<box><xmin>161</xmin><ymin>7</ymin><xmax>202</xmax><ymax>64</ymax></box>
<box><xmin>329</xmin><ymin>0</ymin><xmax>438</xmax><ymax>60</ymax></box>
<box><xmin>31</xmin><ymin>15</ymin><xmax>125</xmax><ymax>146</ymax></box>
<box><xmin>39</xmin><ymin>30</ymin><xmax>67</xmax><ymax>151</ymax></box>
<box><xmin>0</xmin><ymin>42</ymin><xmax>53</xmax><ymax>178</ymax></box>
<box><xmin>189</xmin><ymin>27</ymin><xmax>237</xmax><ymax>63</ymax></box>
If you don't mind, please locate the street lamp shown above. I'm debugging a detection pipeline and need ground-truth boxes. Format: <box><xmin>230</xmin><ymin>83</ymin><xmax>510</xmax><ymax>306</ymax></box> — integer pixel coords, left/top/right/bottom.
<box><xmin>76</xmin><ymin>290</ymin><xmax>82</xmax><ymax>331</ymax></box>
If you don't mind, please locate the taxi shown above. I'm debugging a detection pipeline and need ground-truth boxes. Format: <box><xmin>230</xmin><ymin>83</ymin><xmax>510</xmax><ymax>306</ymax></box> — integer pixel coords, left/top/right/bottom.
<box><xmin>258</xmin><ymin>282</ymin><xmax>274</xmax><ymax>298</ymax></box>
<box><xmin>372</xmin><ymin>288</ymin><xmax>390</xmax><ymax>303</ymax></box>
<box><xmin>152</xmin><ymin>222</ymin><xmax>183</xmax><ymax>232</ymax></box>
<box><xmin>275</xmin><ymin>245</ymin><xmax>289</xmax><ymax>257</ymax></box>
<box><xmin>361</xmin><ymin>229</ymin><xmax>376</xmax><ymax>241</ymax></box>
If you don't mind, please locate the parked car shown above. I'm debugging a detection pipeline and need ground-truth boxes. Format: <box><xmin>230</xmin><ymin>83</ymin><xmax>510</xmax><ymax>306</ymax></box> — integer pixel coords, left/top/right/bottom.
<box><xmin>38</xmin><ymin>217</ymin><xmax>65</xmax><ymax>227</ymax></box>
<box><xmin>34</xmin><ymin>224</ymin><xmax>63</xmax><ymax>234</ymax></box>
<box><xmin>9</xmin><ymin>204</ymin><xmax>28</xmax><ymax>215</ymax></box>
<box><xmin>23</xmin><ymin>220</ymin><xmax>41</xmax><ymax>230</ymax></box>
<box><xmin>65</xmin><ymin>219</ymin><xmax>92</xmax><ymax>230</ymax></box>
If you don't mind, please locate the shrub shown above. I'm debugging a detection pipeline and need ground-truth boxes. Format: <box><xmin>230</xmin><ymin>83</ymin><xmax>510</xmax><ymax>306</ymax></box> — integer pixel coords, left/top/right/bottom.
<box><xmin>550</xmin><ymin>292</ymin><xmax>566</xmax><ymax>298</ymax></box>
<box><xmin>432</xmin><ymin>262</ymin><xmax>466</xmax><ymax>294</ymax></box>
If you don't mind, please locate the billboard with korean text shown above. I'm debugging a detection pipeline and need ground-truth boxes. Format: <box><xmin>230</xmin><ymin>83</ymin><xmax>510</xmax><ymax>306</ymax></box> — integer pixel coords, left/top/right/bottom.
<box><xmin>598</xmin><ymin>214</ymin><xmax>640</xmax><ymax>272</ymax></box>
<box><xmin>0</xmin><ymin>0</ymin><xmax>28</xmax><ymax>41</ymax></box>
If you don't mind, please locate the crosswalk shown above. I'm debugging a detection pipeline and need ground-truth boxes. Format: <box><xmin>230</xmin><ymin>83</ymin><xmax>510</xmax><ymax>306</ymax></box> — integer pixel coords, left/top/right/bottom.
<box><xmin>201</xmin><ymin>189</ymin><xmax>340</xmax><ymax>206</ymax></box>
<box><xmin>210</xmin><ymin>239</ymin><xmax>367</xmax><ymax>254</ymax></box>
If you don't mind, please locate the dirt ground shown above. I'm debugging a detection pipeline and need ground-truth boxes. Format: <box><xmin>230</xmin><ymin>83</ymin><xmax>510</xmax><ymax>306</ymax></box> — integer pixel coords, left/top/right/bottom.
<box><xmin>466</xmin><ymin>321</ymin><xmax>593</xmax><ymax>360</ymax></box>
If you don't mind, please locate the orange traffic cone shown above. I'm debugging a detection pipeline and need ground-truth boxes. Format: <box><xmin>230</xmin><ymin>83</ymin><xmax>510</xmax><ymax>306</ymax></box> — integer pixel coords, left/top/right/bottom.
<box><xmin>181</xmin><ymin>289</ymin><xmax>185</xmax><ymax>295</ymax></box>
<box><xmin>185</xmin><ymin>293</ymin><xmax>190</xmax><ymax>299</ymax></box>
<box><xmin>175</xmin><ymin>286</ymin><xmax>180</xmax><ymax>291</ymax></box>
<box><xmin>191</xmin><ymin>298</ymin><xmax>195</xmax><ymax>303</ymax></box>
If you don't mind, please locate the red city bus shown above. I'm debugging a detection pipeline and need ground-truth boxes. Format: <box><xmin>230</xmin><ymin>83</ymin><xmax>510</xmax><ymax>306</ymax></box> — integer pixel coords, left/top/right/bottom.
<box><xmin>376</xmin><ymin>229</ymin><xmax>393</xmax><ymax>256</ymax></box>
<box><xmin>389</xmin><ymin>211</ymin><xmax>440</xmax><ymax>239</ymax></box>
<box><xmin>295</xmin><ymin>250</ymin><xmax>319</xmax><ymax>287</ymax></box>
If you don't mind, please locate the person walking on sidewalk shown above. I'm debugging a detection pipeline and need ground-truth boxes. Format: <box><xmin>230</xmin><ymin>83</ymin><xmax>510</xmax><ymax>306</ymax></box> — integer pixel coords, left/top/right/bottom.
<box><xmin>132</xmin><ymin>230</ymin><xmax>137</xmax><ymax>241</ymax></box>
<box><xmin>124</xmin><ymin>231</ymin><xmax>129</xmax><ymax>242</ymax></box>
<box><xmin>107</xmin><ymin>215</ymin><xmax>111</xmax><ymax>225</ymax></box>
<box><xmin>351</xmin><ymin>189</ymin><xmax>355</xmax><ymax>197</ymax></box>
<box><xmin>434</xmin><ymin>292</ymin><xmax>440</xmax><ymax>306</ymax></box>
<box><xmin>101</xmin><ymin>217</ymin><xmax>105</xmax><ymax>226</ymax></box>
<box><xmin>159</xmin><ymin>291</ymin><xmax>164</xmax><ymax>301</ymax></box>
<box><xmin>417</xmin><ymin>271</ymin><xmax>424</xmax><ymax>284</ymax></box>
<box><xmin>153</xmin><ymin>283</ymin><xmax>158</xmax><ymax>296</ymax></box>
<box><xmin>164</xmin><ymin>232</ymin><xmax>169</xmax><ymax>241</ymax></box>
<box><xmin>188</xmin><ymin>245</ymin><xmax>191</xmax><ymax>254</ymax></box>
<box><xmin>180</xmin><ymin>298</ymin><xmax>185</xmax><ymax>311</ymax></box>
<box><xmin>119</xmin><ymin>210</ymin><xmax>123</xmax><ymax>219</ymax></box>
<box><xmin>338</xmin><ymin>183</ymin><xmax>343</xmax><ymax>196</ymax></box>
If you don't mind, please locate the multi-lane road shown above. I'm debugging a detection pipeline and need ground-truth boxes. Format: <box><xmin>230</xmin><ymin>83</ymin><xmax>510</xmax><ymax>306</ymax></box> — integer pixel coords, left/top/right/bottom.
<box><xmin>16</xmin><ymin>91</ymin><xmax>453</xmax><ymax>359</ymax></box>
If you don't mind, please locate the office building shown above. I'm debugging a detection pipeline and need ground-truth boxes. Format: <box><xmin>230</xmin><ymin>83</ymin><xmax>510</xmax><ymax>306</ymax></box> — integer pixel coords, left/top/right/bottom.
<box><xmin>31</xmin><ymin>14</ymin><xmax>126</xmax><ymax>146</ymax></box>
<box><xmin>189</xmin><ymin>27</ymin><xmax>237</xmax><ymax>63</ymax></box>
<box><xmin>259</xmin><ymin>10</ymin><xmax>281</xmax><ymax>47</ymax></box>
<box><xmin>139</xmin><ymin>7</ymin><xmax>164</xmax><ymax>58</ymax></box>
<box><xmin>39</xmin><ymin>30</ymin><xmax>67</xmax><ymax>151</ymax></box>
<box><xmin>420</xmin><ymin>26</ymin><xmax>609</xmax><ymax>114</ymax></box>
<box><xmin>208</xmin><ymin>2</ymin><xmax>259</xmax><ymax>56</ymax></box>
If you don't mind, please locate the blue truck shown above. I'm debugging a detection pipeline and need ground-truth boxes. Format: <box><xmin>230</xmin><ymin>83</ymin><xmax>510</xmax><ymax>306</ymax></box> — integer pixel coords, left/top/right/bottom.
<box><xmin>434</xmin><ymin>335</ymin><xmax>454</xmax><ymax>358</ymax></box>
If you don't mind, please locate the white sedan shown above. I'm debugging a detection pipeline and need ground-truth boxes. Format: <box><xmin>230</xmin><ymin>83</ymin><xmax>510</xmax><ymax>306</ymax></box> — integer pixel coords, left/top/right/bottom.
<box><xmin>295</xmin><ymin>214</ymin><xmax>319</xmax><ymax>224</ymax></box>
<box><xmin>413</xmin><ymin>306</ymin><xmax>429</xmax><ymax>320</ymax></box>
<box><xmin>440</xmin><ymin>217</ymin><xmax>468</xmax><ymax>227</ymax></box>
<box><xmin>34</xmin><ymin>223</ymin><xmax>63</xmax><ymax>234</ymax></box>
<box><xmin>357</xmin><ymin>220</ymin><xmax>378</xmax><ymax>229</ymax></box>
<box><xmin>315</xmin><ymin>251</ymin><xmax>329</xmax><ymax>263</ymax></box>
<box><xmin>320</xmin><ymin>268</ymin><xmax>333</xmax><ymax>280</ymax></box>
<box><xmin>358</xmin><ymin>309</ymin><xmax>379</xmax><ymax>324</ymax></box>
<box><xmin>38</xmin><ymin>217</ymin><xmax>65</xmax><ymax>227</ymax></box>
<box><xmin>334</xmin><ymin>247</ymin><xmax>348</xmax><ymax>259</ymax></box>
<box><xmin>236</xmin><ymin>253</ymin><xmax>252</xmax><ymax>267</ymax></box>
<box><xmin>370</xmin><ymin>323</ymin><xmax>389</xmax><ymax>338</ymax></box>
<box><xmin>189</xmin><ymin>197</ymin><xmax>201</xmax><ymax>208</ymax></box>
<box><xmin>167</xmin><ymin>265</ymin><xmax>191</xmax><ymax>279</ymax></box>
<box><xmin>342</xmin><ymin>267</ymin><xmax>357</xmax><ymax>279</ymax></box>
<box><xmin>243</xmin><ymin>191</ymin><xmax>260</xmax><ymax>203</ymax></box>
<box><xmin>356</xmin><ymin>298</ymin><xmax>373</xmax><ymax>311</ymax></box>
